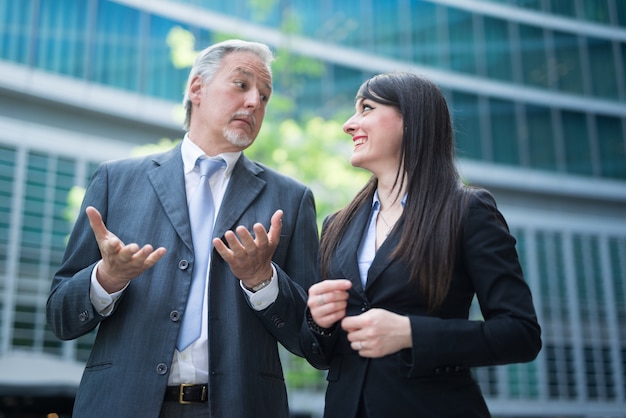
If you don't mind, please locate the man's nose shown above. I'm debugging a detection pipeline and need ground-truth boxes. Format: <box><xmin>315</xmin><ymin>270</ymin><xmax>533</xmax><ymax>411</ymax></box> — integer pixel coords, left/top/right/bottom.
<box><xmin>244</xmin><ymin>89</ymin><xmax>262</xmax><ymax>109</ymax></box>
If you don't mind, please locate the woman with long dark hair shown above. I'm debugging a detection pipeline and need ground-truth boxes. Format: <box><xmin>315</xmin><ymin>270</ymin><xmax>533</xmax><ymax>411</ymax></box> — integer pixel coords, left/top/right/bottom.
<box><xmin>301</xmin><ymin>72</ymin><xmax>541</xmax><ymax>418</ymax></box>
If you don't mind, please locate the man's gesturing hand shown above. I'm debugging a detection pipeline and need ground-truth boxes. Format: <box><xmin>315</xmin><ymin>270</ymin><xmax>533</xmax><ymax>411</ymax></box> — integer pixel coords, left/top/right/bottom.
<box><xmin>213</xmin><ymin>209</ymin><xmax>283</xmax><ymax>289</ymax></box>
<box><xmin>86</xmin><ymin>206</ymin><xmax>167</xmax><ymax>293</ymax></box>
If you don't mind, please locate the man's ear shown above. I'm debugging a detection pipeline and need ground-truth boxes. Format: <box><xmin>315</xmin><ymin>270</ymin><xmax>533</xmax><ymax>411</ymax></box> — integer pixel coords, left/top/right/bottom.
<box><xmin>188</xmin><ymin>75</ymin><xmax>204</xmax><ymax>104</ymax></box>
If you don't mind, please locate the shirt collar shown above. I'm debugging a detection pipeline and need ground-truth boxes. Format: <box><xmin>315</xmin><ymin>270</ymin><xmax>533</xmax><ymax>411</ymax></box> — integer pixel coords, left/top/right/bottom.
<box><xmin>181</xmin><ymin>134</ymin><xmax>241</xmax><ymax>177</ymax></box>
<box><xmin>372</xmin><ymin>190</ymin><xmax>407</xmax><ymax>210</ymax></box>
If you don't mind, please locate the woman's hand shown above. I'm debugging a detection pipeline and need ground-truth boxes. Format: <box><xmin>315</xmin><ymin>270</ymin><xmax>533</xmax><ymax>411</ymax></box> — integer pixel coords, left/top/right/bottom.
<box><xmin>342</xmin><ymin>308</ymin><xmax>412</xmax><ymax>358</ymax></box>
<box><xmin>307</xmin><ymin>279</ymin><xmax>352</xmax><ymax>328</ymax></box>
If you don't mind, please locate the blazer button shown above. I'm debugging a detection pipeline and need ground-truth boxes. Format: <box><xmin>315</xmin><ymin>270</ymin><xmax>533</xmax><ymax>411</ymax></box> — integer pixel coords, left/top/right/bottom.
<box><xmin>78</xmin><ymin>310</ymin><xmax>89</xmax><ymax>322</ymax></box>
<box><xmin>156</xmin><ymin>363</ymin><xmax>168</xmax><ymax>375</ymax></box>
<box><xmin>360</xmin><ymin>303</ymin><xmax>369</xmax><ymax>312</ymax></box>
<box><xmin>434</xmin><ymin>367</ymin><xmax>442</xmax><ymax>375</ymax></box>
<box><xmin>178</xmin><ymin>259</ymin><xmax>189</xmax><ymax>270</ymax></box>
<box><xmin>170</xmin><ymin>311</ymin><xmax>181</xmax><ymax>322</ymax></box>
<box><xmin>271</xmin><ymin>314</ymin><xmax>285</xmax><ymax>329</ymax></box>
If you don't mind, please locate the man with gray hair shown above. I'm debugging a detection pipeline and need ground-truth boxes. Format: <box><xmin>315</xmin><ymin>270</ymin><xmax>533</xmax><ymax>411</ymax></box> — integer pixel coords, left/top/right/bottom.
<box><xmin>47</xmin><ymin>39</ymin><xmax>319</xmax><ymax>417</ymax></box>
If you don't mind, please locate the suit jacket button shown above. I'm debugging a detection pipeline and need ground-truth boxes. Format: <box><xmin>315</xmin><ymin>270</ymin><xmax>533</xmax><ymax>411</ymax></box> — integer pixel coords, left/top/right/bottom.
<box><xmin>360</xmin><ymin>303</ymin><xmax>369</xmax><ymax>312</ymax></box>
<box><xmin>170</xmin><ymin>311</ymin><xmax>181</xmax><ymax>321</ymax></box>
<box><xmin>156</xmin><ymin>363</ymin><xmax>168</xmax><ymax>375</ymax></box>
<box><xmin>178</xmin><ymin>260</ymin><xmax>189</xmax><ymax>270</ymax></box>
<box><xmin>78</xmin><ymin>310</ymin><xmax>89</xmax><ymax>322</ymax></box>
<box><xmin>271</xmin><ymin>314</ymin><xmax>285</xmax><ymax>328</ymax></box>
<box><xmin>434</xmin><ymin>367</ymin><xmax>442</xmax><ymax>375</ymax></box>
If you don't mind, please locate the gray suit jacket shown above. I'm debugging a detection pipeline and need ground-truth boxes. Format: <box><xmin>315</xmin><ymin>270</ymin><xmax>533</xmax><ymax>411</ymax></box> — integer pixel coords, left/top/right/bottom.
<box><xmin>47</xmin><ymin>144</ymin><xmax>319</xmax><ymax>418</ymax></box>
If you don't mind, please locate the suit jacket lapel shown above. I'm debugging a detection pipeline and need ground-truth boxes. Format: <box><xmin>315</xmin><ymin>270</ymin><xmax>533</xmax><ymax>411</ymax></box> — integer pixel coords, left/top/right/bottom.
<box><xmin>365</xmin><ymin>218</ymin><xmax>404</xmax><ymax>290</ymax></box>
<box><xmin>213</xmin><ymin>154</ymin><xmax>265</xmax><ymax>238</ymax></box>
<box><xmin>333</xmin><ymin>203</ymin><xmax>372</xmax><ymax>297</ymax></box>
<box><xmin>147</xmin><ymin>143</ymin><xmax>193</xmax><ymax>251</ymax></box>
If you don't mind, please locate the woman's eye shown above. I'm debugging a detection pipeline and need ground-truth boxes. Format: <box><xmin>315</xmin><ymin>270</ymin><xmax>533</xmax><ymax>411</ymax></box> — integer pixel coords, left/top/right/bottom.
<box><xmin>361</xmin><ymin>103</ymin><xmax>373</xmax><ymax>112</ymax></box>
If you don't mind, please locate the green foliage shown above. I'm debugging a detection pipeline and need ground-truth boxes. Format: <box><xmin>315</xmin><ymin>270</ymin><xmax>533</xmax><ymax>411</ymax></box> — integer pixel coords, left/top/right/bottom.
<box><xmin>166</xmin><ymin>26</ymin><xmax>197</xmax><ymax>69</ymax></box>
<box><xmin>249</xmin><ymin>116</ymin><xmax>370</xmax><ymax>226</ymax></box>
<box><xmin>282</xmin><ymin>354</ymin><xmax>327</xmax><ymax>391</ymax></box>
<box><xmin>64</xmin><ymin>186</ymin><xmax>87</xmax><ymax>227</ymax></box>
<box><xmin>131</xmin><ymin>138</ymin><xmax>181</xmax><ymax>157</ymax></box>
<box><xmin>248</xmin><ymin>0</ymin><xmax>278</xmax><ymax>23</ymax></box>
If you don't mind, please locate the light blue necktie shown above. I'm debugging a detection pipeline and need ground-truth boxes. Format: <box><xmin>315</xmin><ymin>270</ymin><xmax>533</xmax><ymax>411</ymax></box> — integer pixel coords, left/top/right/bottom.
<box><xmin>177</xmin><ymin>157</ymin><xmax>225</xmax><ymax>351</ymax></box>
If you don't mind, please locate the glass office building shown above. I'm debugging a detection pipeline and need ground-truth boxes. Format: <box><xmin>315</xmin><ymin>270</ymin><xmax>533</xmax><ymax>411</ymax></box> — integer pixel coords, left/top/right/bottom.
<box><xmin>1</xmin><ymin>0</ymin><xmax>625</xmax><ymax>416</ymax></box>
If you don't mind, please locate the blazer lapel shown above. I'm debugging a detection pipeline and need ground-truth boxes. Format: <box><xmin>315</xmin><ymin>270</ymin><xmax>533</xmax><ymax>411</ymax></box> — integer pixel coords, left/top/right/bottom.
<box><xmin>333</xmin><ymin>203</ymin><xmax>372</xmax><ymax>298</ymax></box>
<box><xmin>213</xmin><ymin>154</ymin><xmax>265</xmax><ymax>238</ymax></box>
<box><xmin>365</xmin><ymin>218</ymin><xmax>404</xmax><ymax>290</ymax></box>
<box><xmin>147</xmin><ymin>143</ymin><xmax>193</xmax><ymax>251</ymax></box>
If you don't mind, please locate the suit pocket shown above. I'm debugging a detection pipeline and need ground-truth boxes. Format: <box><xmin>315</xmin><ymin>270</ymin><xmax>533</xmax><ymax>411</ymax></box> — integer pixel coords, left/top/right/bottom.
<box><xmin>84</xmin><ymin>360</ymin><xmax>113</xmax><ymax>371</ymax></box>
<box><xmin>260</xmin><ymin>371</ymin><xmax>285</xmax><ymax>382</ymax></box>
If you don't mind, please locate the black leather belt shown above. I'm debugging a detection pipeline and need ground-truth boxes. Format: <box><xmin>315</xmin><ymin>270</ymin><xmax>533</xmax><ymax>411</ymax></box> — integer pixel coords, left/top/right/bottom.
<box><xmin>164</xmin><ymin>384</ymin><xmax>208</xmax><ymax>404</ymax></box>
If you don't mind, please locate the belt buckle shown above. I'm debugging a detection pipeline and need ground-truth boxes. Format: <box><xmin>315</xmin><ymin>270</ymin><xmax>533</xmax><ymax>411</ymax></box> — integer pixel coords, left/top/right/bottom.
<box><xmin>178</xmin><ymin>383</ymin><xmax>193</xmax><ymax>404</ymax></box>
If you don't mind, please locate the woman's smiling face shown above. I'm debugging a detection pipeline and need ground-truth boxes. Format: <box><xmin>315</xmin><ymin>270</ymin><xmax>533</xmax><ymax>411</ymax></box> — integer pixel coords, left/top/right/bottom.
<box><xmin>343</xmin><ymin>97</ymin><xmax>404</xmax><ymax>176</ymax></box>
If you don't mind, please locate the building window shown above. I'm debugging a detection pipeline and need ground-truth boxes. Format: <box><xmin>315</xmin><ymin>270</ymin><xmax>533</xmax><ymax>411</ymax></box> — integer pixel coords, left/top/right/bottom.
<box><xmin>596</xmin><ymin>115</ymin><xmax>626</xmax><ymax>179</ymax></box>
<box><xmin>552</xmin><ymin>31</ymin><xmax>585</xmax><ymax>95</ymax></box>
<box><xmin>0</xmin><ymin>0</ymin><xmax>34</xmax><ymax>65</ymax></box>
<box><xmin>489</xmin><ymin>98</ymin><xmax>519</xmax><ymax>166</ymax></box>
<box><xmin>519</xmin><ymin>23</ymin><xmax>550</xmax><ymax>88</ymax></box>
<box><xmin>447</xmin><ymin>7</ymin><xmax>478</xmax><ymax>75</ymax></box>
<box><xmin>483</xmin><ymin>16</ymin><xmax>513</xmax><ymax>81</ymax></box>
<box><xmin>35</xmin><ymin>0</ymin><xmax>90</xmax><ymax>78</ymax></box>
<box><xmin>451</xmin><ymin>91</ymin><xmax>482</xmax><ymax>161</ymax></box>
<box><xmin>0</xmin><ymin>142</ymin><xmax>97</xmax><ymax>358</ymax></box>
<box><xmin>587</xmin><ymin>37</ymin><xmax>620</xmax><ymax>99</ymax></box>
<box><xmin>561</xmin><ymin>110</ymin><xmax>594</xmax><ymax>176</ymax></box>
<box><xmin>411</xmin><ymin>1</ymin><xmax>441</xmax><ymax>68</ymax></box>
<box><xmin>525</xmin><ymin>104</ymin><xmax>557</xmax><ymax>171</ymax></box>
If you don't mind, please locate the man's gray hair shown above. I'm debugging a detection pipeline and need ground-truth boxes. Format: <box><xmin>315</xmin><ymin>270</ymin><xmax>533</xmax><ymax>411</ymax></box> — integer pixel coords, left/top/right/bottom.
<box><xmin>181</xmin><ymin>39</ymin><xmax>275</xmax><ymax>131</ymax></box>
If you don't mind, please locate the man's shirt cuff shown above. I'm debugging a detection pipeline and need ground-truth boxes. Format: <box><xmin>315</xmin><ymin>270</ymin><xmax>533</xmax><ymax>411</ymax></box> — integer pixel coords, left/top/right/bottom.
<box><xmin>241</xmin><ymin>264</ymin><xmax>279</xmax><ymax>311</ymax></box>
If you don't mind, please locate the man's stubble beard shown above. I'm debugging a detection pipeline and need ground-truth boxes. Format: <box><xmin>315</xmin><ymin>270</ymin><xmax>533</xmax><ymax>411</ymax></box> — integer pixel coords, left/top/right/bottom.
<box><xmin>223</xmin><ymin>127</ymin><xmax>255</xmax><ymax>148</ymax></box>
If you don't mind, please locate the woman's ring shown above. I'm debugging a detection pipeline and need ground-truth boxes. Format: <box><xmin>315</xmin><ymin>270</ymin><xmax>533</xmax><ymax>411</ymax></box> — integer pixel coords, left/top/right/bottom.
<box><xmin>356</xmin><ymin>341</ymin><xmax>363</xmax><ymax>351</ymax></box>
<box><xmin>318</xmin><ymin>295</ymin><xmax>325</xmax><ymax>306</ymax></box>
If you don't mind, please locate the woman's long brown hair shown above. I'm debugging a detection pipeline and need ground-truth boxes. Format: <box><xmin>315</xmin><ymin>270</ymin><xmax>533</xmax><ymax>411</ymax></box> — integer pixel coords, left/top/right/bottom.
<box><xmin>320</xmin><ymin>72</ymin><xmax>471</xmax><ymax>312</ymax></box>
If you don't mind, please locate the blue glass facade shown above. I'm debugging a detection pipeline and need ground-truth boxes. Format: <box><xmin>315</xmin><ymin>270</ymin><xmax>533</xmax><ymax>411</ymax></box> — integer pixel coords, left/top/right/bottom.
<box><xmin>1</xmin><ymin>0</ymin><xmax>625</xmax><ymax>416</ymax></box>
<box><xmin>2</xmin><ymin>0</ymin><xmax>625</xmax><ymax>179</ymax></box>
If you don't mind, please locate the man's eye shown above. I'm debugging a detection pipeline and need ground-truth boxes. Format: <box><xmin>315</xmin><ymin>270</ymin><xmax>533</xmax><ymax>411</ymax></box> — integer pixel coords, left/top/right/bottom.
<box><xmin>235</xmin><ymin>81</ymin><xmax>245</xmax><ymax>88</ymax></box>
